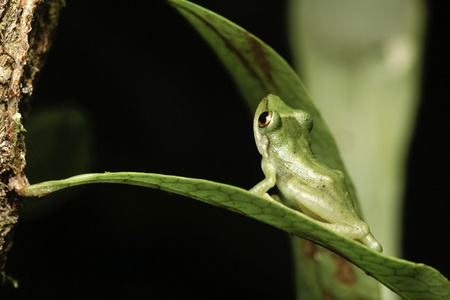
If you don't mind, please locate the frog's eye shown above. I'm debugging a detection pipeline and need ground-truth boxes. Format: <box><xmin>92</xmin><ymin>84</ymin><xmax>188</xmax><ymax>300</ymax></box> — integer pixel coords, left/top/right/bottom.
<box><xmin>258</xmin><ymin>111</ymin><xmax>273</xmax><ymax>128</ymax></box>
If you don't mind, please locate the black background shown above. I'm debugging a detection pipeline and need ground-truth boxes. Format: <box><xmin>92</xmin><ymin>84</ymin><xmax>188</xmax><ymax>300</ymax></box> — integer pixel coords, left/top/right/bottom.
<box><xmin>403</xmin><ymin>0</ymin><xmax>450</xmax><ymax>286</ymax></box>
<box><xmin>2</xmin><ymin>1</ymin><xmax>449</xmax><ymax>299</ymax></box>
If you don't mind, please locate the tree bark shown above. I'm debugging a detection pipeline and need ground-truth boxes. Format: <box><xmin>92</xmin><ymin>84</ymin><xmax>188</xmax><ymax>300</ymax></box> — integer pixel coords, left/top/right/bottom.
<box><xmin>0</xmin><ymin>0</ymin><xmax>63</xmax><ymax>284</ymax></box>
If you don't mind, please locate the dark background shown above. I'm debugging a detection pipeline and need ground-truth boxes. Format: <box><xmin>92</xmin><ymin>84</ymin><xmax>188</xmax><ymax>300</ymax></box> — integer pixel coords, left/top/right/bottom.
<box><xmin>2</xmin><ymin>0</ymin><xmax>449</xmax><ymax>299</ymax></box>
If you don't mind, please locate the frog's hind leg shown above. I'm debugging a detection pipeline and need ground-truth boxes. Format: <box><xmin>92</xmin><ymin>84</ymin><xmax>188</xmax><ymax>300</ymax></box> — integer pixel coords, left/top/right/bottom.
<box><xmin>283</xmin><ymin>179</ymin><xmax>383</xmax><ymax>252</ymax></box>
<box><xmin>282</xmin><ymin>178</ymin><xmax>369</xmax><ymax>240</ymax></box>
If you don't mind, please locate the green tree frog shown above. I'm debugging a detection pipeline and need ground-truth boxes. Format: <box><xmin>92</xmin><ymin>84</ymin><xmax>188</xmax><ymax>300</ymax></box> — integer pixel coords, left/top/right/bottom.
<box><xmin>250</xmin><ymin>94</ymin><xmax>382</xmax><ymax>252</ymax></box>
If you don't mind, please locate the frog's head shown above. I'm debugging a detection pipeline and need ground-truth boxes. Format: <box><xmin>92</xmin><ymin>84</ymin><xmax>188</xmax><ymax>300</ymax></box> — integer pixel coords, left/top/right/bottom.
<box><xmin>253</xmin><ymin>94</ymin><xmax>312</xmax><ymax>157</ymax></box>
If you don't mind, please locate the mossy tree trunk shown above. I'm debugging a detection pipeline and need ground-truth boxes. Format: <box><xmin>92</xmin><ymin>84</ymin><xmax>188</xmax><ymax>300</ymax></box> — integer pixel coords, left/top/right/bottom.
<box><xmin>0</xmin><ymin>0</ymin><xmax>63</xmax><ymax>283</ymax></box>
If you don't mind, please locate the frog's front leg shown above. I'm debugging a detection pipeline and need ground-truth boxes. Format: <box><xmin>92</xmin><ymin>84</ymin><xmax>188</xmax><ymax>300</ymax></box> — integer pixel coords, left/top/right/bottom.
<box><xmin>250</xmin><ymin>158</ymin><xmax>279</xmax><ymax>201</ymax></box>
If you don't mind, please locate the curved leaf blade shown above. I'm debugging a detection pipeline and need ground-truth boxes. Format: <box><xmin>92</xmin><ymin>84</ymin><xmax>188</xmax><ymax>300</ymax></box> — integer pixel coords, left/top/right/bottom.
<box><xmin>167</xmin><ymin>0</ymin><xmax>341</xmax><ymax>172</ymax></box>
<box><xmin>19</xmin><ymin>172</ymin><xmax>450</xmax><ymax>300</ymax></box>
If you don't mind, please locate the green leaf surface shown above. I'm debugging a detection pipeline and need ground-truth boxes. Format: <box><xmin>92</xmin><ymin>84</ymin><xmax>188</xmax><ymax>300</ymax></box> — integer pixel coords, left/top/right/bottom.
<box><xmin>19</xmin><ymin>172</ymin><xmax>450</xmax><ymax>300</ymax></box>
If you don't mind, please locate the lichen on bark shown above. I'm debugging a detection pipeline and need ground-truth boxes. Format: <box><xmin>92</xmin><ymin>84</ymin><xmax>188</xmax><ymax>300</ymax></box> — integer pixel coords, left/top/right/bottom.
<box><xmin>0</xmin><ymin>0</ymin><xmax>63</xmax><ymax>284</ymax></box>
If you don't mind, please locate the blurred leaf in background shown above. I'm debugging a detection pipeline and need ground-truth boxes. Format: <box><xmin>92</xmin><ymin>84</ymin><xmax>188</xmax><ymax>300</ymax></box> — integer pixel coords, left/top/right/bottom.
<box><xmin>23</xmin><ymin>103</ymin><xmax>93</xmax><ymax>219</ymax></box>
<box><xmin>288</xmin><ymin>1</ymin><xmax>426</xmax><ymax>299</ymax></box>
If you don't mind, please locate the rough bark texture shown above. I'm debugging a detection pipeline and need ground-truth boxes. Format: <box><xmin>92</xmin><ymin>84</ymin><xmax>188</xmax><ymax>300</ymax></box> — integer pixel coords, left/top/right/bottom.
<box><xmin>0</xmin><ymin>0</ymin><xmax>63</xmax><ymax>283</ymax></box>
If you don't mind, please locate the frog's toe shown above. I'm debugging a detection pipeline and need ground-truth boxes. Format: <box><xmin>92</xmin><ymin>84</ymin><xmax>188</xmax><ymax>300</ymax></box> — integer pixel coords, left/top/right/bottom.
<box><xmin>360</xmin><ymin>234</ymin><xmax>383</xmax><ymax>253</ymax></box>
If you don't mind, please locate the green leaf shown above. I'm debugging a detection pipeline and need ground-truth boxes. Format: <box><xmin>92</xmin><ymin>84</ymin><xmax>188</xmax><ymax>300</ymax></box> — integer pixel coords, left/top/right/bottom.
<box><xmin>19</xmin><ymin>172</ymin><xmax>450</xmax><ymax>300</ymax></box>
